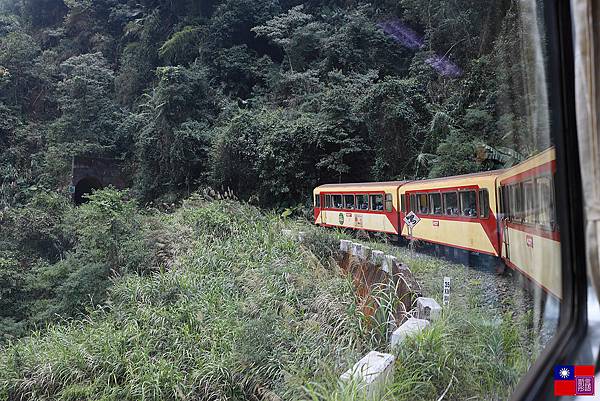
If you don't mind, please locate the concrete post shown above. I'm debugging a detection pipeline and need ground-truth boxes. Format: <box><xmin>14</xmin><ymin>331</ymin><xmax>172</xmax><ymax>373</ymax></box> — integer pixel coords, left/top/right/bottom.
<box><xmin>370</xmin><ymin>250</ymin><xmax>384</xmax><ymax>265</ymax></box>
<box><xmin>340</xmin><ymin>351</ymin><xmax>395</xmax><ymax>400</ymax></box>
<box><xmin>340</xmin><ymin>240</ymin><xmax>352</xmax><ymax>252</ymax></box>
<box><xmin>390</xmin><ymin>317</ymin><xmax>430</xmax><ymax>347</ymax></box>
<box><xmin>382</xmin><ymin>255</ymin><xmax>397</xmax><ymax>274</ymax></box>
<box><xmin>351</xmin><ymin>242</ymin><xmax>362</xmax><ymax>256</ymax></box>
<box><xmin>415</xmin><ymin>297</ymin><xmax>442</xmax><ymax>322</ymax></box>
<box><xmin>361</xmin><ymin>246</ymin><xmax>372</xmax><ymax>261</ymax></box>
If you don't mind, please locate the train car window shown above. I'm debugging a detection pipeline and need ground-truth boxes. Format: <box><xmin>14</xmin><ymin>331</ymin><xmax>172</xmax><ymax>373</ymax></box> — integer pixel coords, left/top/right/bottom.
<box><xmin>332</xmin><ymin>194</ymin><xmax>342</xmax><ymax>209</ymax></box>
<box><xmin>522</xmin><ymin>180</ymin><xmax>536</xmax><ymax>224</ymax></box>
<box><xmin>478</xmin><ymin>189</ymin><xmax>489</xmax><ymax>218</ymax></box>
<box><xmin>355</xmin><ymin>194</ymin><xmax>368</xmax><ymax>210</ymax></box>
<box><xmin>536</xmin><ymin>176</ymin><xmax>555</xmax><ymax>229</ymax></box>
<box><xmin>343</xmin><ymin>194</ymin><xmax>355</xmax><ymax>209</ymax></box>
<box><xmin>429</xmin><ymin>192</ymin><xmax>442</xmax><ymax>215</ymax></box>
<box><xmin>510</xmin><ymin>183</ymin><xmax>523</xmax><ymax>222</ymax></box>
<box><xmin>443</xmin><ymin>191</ymin><xmax>459</xmax><ymax>216</ymax></box>
<box><xmin>459</xmin><ymin>190</ymin><xmax>477</xmax><ymax>217</ymax></box>
<box><xmin>400</xmin><ymin>194</ymin><xmax>405</xmax><ymax>213</ymax></box>
<box><xmin>385</xmin><ymin>193</ymin><xmax>393</xmax><ymax>212</ymax></box>
<box><xmin>369</xmin><ymin>194</ymin><xmax>383</xmax><ymax>211</ymax></box>
<box><xmin>315</xmin><ymin>194</ymin><xmax>320</xmax><ymax>208</ymax></box>
<box><xmin>417</xmin><ymin>193</ymin><xmax>429</xmax><ymax>214</ymax></box>
<box><xmin>409</xmin><ymin>194</ymin><xmax>416</xmax><ymax>212</ymax></box>
<box><xmin>500</xmin><ymin>185</ymin><xmax>508</xmax><ymax>218</ymax></box>
<box><xmin>325</xmin><ymin>194</ymin><xmax>331</xmax><ymax>208</ymax></box>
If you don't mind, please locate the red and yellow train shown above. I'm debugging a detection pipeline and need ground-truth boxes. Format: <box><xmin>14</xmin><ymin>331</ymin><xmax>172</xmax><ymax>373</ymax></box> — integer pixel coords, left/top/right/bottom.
<box><xmin>313</xmin><ymin>147</ymin><xmax>560</xmax><ymax>298</ymax></box>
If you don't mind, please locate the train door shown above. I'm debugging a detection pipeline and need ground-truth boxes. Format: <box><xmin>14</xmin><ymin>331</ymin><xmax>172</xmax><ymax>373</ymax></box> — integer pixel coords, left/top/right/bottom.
<box><xmin>499</xmin><ymin>184</ymin><xmax>511</xmax><ymax>260</ymax></box>
<box><xmin>319</xmin><ymin>194</ymin><xmax>324</xmax><ymax>224</ymax></box>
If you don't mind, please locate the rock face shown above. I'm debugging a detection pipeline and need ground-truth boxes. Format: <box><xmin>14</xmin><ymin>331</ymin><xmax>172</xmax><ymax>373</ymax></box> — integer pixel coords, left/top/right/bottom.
<box><xmin>340</xmin><ymin>351</ymin><xmax>396</xmax><ymax>400</ymax></box>
<box><xmin>390</xmin><ymin>317</ymin><xmax>430</xmax><ymax>347</ymax></box>
<box><xmin>337</xmin><ymin>239</ymin><xmax>422</xmax><ymax>325</ymax></box>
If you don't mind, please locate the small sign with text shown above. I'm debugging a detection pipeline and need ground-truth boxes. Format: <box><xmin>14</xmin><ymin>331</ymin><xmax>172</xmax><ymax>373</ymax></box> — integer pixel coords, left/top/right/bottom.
<box><xmin>443</xmin><ymin>277</ymin><xmax>450</xmax><ymax>306</ymax></box>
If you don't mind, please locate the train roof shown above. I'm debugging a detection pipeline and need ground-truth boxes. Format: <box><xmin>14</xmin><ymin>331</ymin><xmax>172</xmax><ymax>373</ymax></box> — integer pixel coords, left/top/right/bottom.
<box><xmin>401</xmin><ymin>169</ymin><xmax>505</xmax><ymax>187</ymax></box>
<box><xmin>314</xmin><ymin>180</ymin><xmax>409</xmax><ymax>192</ymax></box>
<box><xmin>314</xmin><ymin>147</ymin><xmax>554</xmax><ymax>192</ymax></box>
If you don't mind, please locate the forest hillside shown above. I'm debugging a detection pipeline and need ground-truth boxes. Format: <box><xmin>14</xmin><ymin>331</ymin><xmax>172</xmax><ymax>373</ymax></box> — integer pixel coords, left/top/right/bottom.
<box><xmin>1</xmin><ymin>0</ymin><xmax>544</xmax><ymax>209</ymax></box>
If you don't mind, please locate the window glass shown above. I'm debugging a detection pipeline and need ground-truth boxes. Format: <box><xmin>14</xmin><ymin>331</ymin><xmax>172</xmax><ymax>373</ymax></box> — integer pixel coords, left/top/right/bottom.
<box><xmin>510</xmin><ymin>184</ymin><xmax>522</xmax><ymax>222</ymax></box>
<box><xmin>332</xmin><ymin>194</ymin><xmax>342</xmax><ymax>209</ymax></box>
<box><xmin>315</xmin><ymin>194</ymin><xmax>320</xmax><ymax>207</ymax></box>
<box><xmin>343</xmin><ymin>194</ymin><xmax>355</xmax><ymax>209</ymax></box>
<box><xmin>316</xmin><ymin>2</ymin><xmax>561</xmax><ymax>396</ymax></box>
<box><xmin>356</xmin><ymin>194</ymin><xmax>369</xmax><ymax>210</ymax></box>
<box><xmin>443</xmin><ymin>192</ymin><xmax>459</xmax><ymax>216</ymax></box>
<box><xmin>429</xmin><ymin>193</ymin><xmax>442</xmax><ymax>215</ymax></box>
<box><xmin>459</xmin><ymin>191</ymin><xmax>477</xmax><ymax>217</ymax></box>
<box><xmin>522</xmin><ymin>180</ymin><xmax>535</xmax><ymax>224</ymax></box>
<box><xmin>0</xmin><ymin>0</ymin><xmax>569</xmax><ymax>400</ymax></box>
<box><xmin>417</xmin><ymin>193</ymin><xmax>429</xmax><ymax>214</ymax></box>
<box><xmin>536</xmin><ymin>176</ymin><xmax>555</xmax><ymax>228</ymax></box>
<box><xmin>500</xmin><ymin>186</ymin><xmax>508</xmax><ymax>217</ymax></box>
<box><xmin>369</xmin><ymin>194</ymin><xmax>383</xmax><ymax>211</ymax></box>
<box><xmin>479</xmin><ymin>189</ymin><xmax>489</xmax><ymax>218</ymax></box>
<box><xmin>385</xmin><ymin>193</ymin><xmax>393</xmax><ymax>212</ymax></box>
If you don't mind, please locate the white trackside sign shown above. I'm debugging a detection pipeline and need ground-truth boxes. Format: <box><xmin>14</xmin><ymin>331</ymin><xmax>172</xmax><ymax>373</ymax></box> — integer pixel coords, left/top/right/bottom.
<box><xmin>403</xmin><ymin>211</ymin><xmax>421</xmax><ymax>228</ymax></box>
<box><xmin>443</xmin><ymin>277</ymin><xmax>450</xmax><ymax>306</ymax></box>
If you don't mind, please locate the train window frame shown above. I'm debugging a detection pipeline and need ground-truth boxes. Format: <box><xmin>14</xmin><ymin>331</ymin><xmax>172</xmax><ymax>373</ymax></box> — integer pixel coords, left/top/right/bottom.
<box><xmin>369</xmin><ymin>193</ymin><xmax>384</xmax><ymax>211</ymax></box>
<box><xmin>509</xmin><ymin>183</ymin><xmax>523</xmax><ymax>222</ymax></box>
<box><xmin>385</xmin><ymin>193</ymin><xmax>393</xmax><ymax>212</ymax></box>
<box><xmin>325</xmin><ymin>194</ymin><xmax>331</xmax><ymax>208</ymax></box>
<box><xmin>442</xmin><ymin>191</ymin><xmax>459</xmax><ymax>216</ymax></box>
<box><xmin>509</xmin><ymin>1</ymin><xmax>587</xmax><ymax>400</ymax></box>
<box><xmin>315</xmin><ymin>194</ymin><xmax>320</xmax><ymax>208</ymax></box>
<box><xmin>409</xmin><ymin>193</ymin><xmax>416</xmax><ymax>213</ymax></box>
<box><xmin>429</xmin><ymin>192</ymin><xmax>442</xmax><ymax>215</ymax></box>
<box><xmin>535</xmin><ymin>175</ymin><xmax>556</xmax><ymax>231</ymax></box>
<box><xmin>355</xmin><ymin>194</ymin><xmax>368</xmax><ymax>210</ymax></box>
<box><xmin>416</xmin><ymin>193</ymin><xmax>429</xmax><ymax>214</ymax></box>
<box><xmin>458</xmin><ymin>190</ymin><xmax>477</xmax><ymax>218</ymax></box>
<box><xmin>500</xmin><ymin>185</ymin><xmax>508</xmax><ymax>219</ymax></box>
<box><xmin>343</xmin><ymin>194</ymin><xmax>355</xmax><ymax>210</ymax></box>
<box><xmin>478</xmin><ymin>189</ymin><xmax>489</xmax><ymax>219</ymax></box>
<box><xmin>331</xmin><ymin>194</ymin><xmax>342</xmax><ymax>209</ymax></box>
<box><xmin>400</xmin><ymin>193</ymin><xmax>405</xmax><ymax>213</ymax></box>
<box><xmin>522</xmin><ymin>179</ymin><xmax>536</xmax><ymax>225</ymax></box>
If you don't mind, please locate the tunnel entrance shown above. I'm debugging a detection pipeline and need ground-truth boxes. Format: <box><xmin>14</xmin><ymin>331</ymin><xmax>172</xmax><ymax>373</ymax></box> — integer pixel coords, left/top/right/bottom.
<box><xmin>74</xmin><ymin>176</ymin><xmax>103</xmax><ymax>205</ymax></box>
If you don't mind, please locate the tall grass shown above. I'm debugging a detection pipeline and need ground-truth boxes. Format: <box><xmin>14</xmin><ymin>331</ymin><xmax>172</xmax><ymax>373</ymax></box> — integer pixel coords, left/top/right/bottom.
<box><xmin>0</xmin><ymin>200</ymin><xmax>372</xmax><ymax>400</ymax></box>
<box><xmin>0</xmin><ymin>199</ymin><xmax>543</xmax><ymax>400</ymax></box>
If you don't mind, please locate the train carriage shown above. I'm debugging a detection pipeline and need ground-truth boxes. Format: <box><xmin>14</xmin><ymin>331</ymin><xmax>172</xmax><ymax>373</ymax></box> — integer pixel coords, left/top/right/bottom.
<box><xmin>312</xmin><ymin>148</ymin><xmax>560</xmax><ymax>299</ymax></box>
<box><xmin>399</xmin><ymin>171</ymin><xmax>503</xmax><ymax>257</ymax></box>
<box><xmin>497</xmin><ymin>148</ymin><xmax>561</xmax><ymax>298</ymax></box>
<box><xmin>313</xmin><ymin>181</ymin><xmax>407</xmax><ymax>235</ymax></box>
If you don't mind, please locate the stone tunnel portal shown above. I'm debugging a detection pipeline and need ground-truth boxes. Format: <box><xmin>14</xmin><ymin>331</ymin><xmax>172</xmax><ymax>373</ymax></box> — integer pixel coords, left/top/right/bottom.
<box><xmin>73</xmin><ymin>176</ymin><xmax>103</xmax><ymax>205</ymax></box>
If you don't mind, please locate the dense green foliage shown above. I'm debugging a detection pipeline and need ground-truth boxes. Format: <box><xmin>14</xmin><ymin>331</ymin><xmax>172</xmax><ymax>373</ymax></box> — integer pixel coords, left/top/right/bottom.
<box><xmin>1</xmin><ymin>0</ymin><xmax>544</xmax><ymax>209</ymax></box>
<box><xmin>0</xmin><ymin>1</ymin><xmax>551</xmax><ymax>398</ymax></box>
<box><xmin>0</xmin><ymin>199</ymin><xmax>537</xmax><ymax>400</ymax></box>
<box><xmin>0</xmin><ymin>188</ymin><xmax>162</xmax><ymax>340</ymax></box>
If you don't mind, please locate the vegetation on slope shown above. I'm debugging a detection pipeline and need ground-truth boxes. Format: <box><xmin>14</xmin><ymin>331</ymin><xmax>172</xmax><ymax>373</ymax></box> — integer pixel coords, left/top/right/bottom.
<box><xmin>1</xmin><ymin>0</ymin><xmax>543</xmax><ymax>209</ymax></box>
<box><xmin>0</xmin><ymin>193</ymin><xmax>539</xmax><ymax>401</ymax></box>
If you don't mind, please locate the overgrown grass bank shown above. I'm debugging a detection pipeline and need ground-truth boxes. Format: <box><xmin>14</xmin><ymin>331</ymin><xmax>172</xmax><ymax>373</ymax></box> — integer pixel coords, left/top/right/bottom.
<box><xmin>0</xmin><ymin>197</ymin><xmax>538</xmax><ymax>401</ymax></box>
